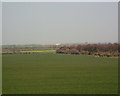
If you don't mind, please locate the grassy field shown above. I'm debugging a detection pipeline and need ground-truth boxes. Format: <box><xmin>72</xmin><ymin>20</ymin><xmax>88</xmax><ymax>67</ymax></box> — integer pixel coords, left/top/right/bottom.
<box><xmin>2</xmin><ymin>53</ymin><xmax>118</xmax><ymax>94</ymax></box>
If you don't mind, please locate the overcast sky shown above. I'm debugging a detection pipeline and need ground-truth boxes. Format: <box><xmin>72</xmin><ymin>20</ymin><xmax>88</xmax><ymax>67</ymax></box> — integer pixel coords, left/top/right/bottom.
<box><xmin>2</xmin><ymin>2</ymin><xmax>118</xmax><ymax>45</ymax></box>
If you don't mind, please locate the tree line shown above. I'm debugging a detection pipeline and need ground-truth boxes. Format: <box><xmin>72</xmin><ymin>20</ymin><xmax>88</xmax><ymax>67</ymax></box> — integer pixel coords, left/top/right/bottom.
<box><xmin>56</xmin><ymin>43</ymin><xmax>120</xmax><ymax>57</ymax></box>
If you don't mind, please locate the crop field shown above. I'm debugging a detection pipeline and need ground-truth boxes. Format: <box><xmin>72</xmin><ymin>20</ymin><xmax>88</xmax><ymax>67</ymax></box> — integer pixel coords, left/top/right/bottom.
<box><xmin>1</xmin><ymin>50</ymin><xmax>56</xmax><ymax>54</ymax></box>
<box><xmin>2</xmin><ymin>53</ymin><xmax>118</xmax><ymax>94</ymax></box>
<box><xmin>20</xmin><ymin>50</ymin><xmax>55</xmax><ymax>53</ymax></box>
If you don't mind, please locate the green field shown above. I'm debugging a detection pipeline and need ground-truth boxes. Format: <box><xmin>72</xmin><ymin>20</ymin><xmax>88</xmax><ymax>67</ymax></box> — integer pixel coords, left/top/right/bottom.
<box><xmin>3</xmin><ymin>53</ymin><xmax>118</xmax><ymax>94</ymax></box>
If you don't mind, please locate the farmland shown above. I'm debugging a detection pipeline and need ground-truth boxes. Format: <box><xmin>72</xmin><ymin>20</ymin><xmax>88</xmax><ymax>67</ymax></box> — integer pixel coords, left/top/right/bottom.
<box><xmin>2</xmin><ymin>52</ymin><xmax>118</xmax><ymax>94</ymax></box>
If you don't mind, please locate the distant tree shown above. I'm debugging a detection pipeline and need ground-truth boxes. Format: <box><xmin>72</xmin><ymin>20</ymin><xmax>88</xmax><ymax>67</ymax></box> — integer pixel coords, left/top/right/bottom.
<box><xmin>84</xmin><ymin>46</ymin><xmax>98</xmax><ymax>52</ymax></box>
<box><xmin>68</xmin><ymin>49</ymin><xmax>79</xmax><ymax>54</ymax></box>
<box><xmin>56</xmin><ymin>43</ymin><xmax>120</xmax><ymax>57</ymax></box>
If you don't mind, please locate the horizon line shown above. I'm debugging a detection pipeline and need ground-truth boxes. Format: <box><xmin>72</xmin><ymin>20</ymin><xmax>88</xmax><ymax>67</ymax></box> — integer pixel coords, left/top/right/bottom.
<box><xmin>1</xmin><ymin>42</ymin><xmax>119</xmax><ymax>46</ymax></box>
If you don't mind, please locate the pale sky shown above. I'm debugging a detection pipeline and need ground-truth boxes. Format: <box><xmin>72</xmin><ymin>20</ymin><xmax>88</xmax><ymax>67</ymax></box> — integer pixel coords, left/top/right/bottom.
<box><xmin>2</xmin><ymin>2</ymin><xmax>118</xmax><ymax>45</ymax></box>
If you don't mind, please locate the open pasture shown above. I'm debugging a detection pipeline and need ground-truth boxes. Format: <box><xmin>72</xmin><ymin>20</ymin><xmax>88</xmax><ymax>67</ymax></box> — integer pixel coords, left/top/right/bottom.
<box><xmin>2</xmin><ymin>53</ymin><xmax>118</xmax><ymax>94</ymax></box>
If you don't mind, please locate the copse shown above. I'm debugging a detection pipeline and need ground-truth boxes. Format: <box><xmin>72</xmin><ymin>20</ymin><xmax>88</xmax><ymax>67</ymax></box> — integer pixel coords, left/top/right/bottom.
<box><xmin>56</xmin><ymin>43</ymin><xmax>120</xmax><ymax>57</ymax></box>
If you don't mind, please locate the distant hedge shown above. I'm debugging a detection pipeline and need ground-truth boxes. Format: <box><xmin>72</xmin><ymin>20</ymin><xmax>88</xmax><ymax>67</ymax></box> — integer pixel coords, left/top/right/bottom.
<box><xmin>56</xmin><ymin>43</ymin><xmax>120</xmax><ymax>57</ymax></box>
